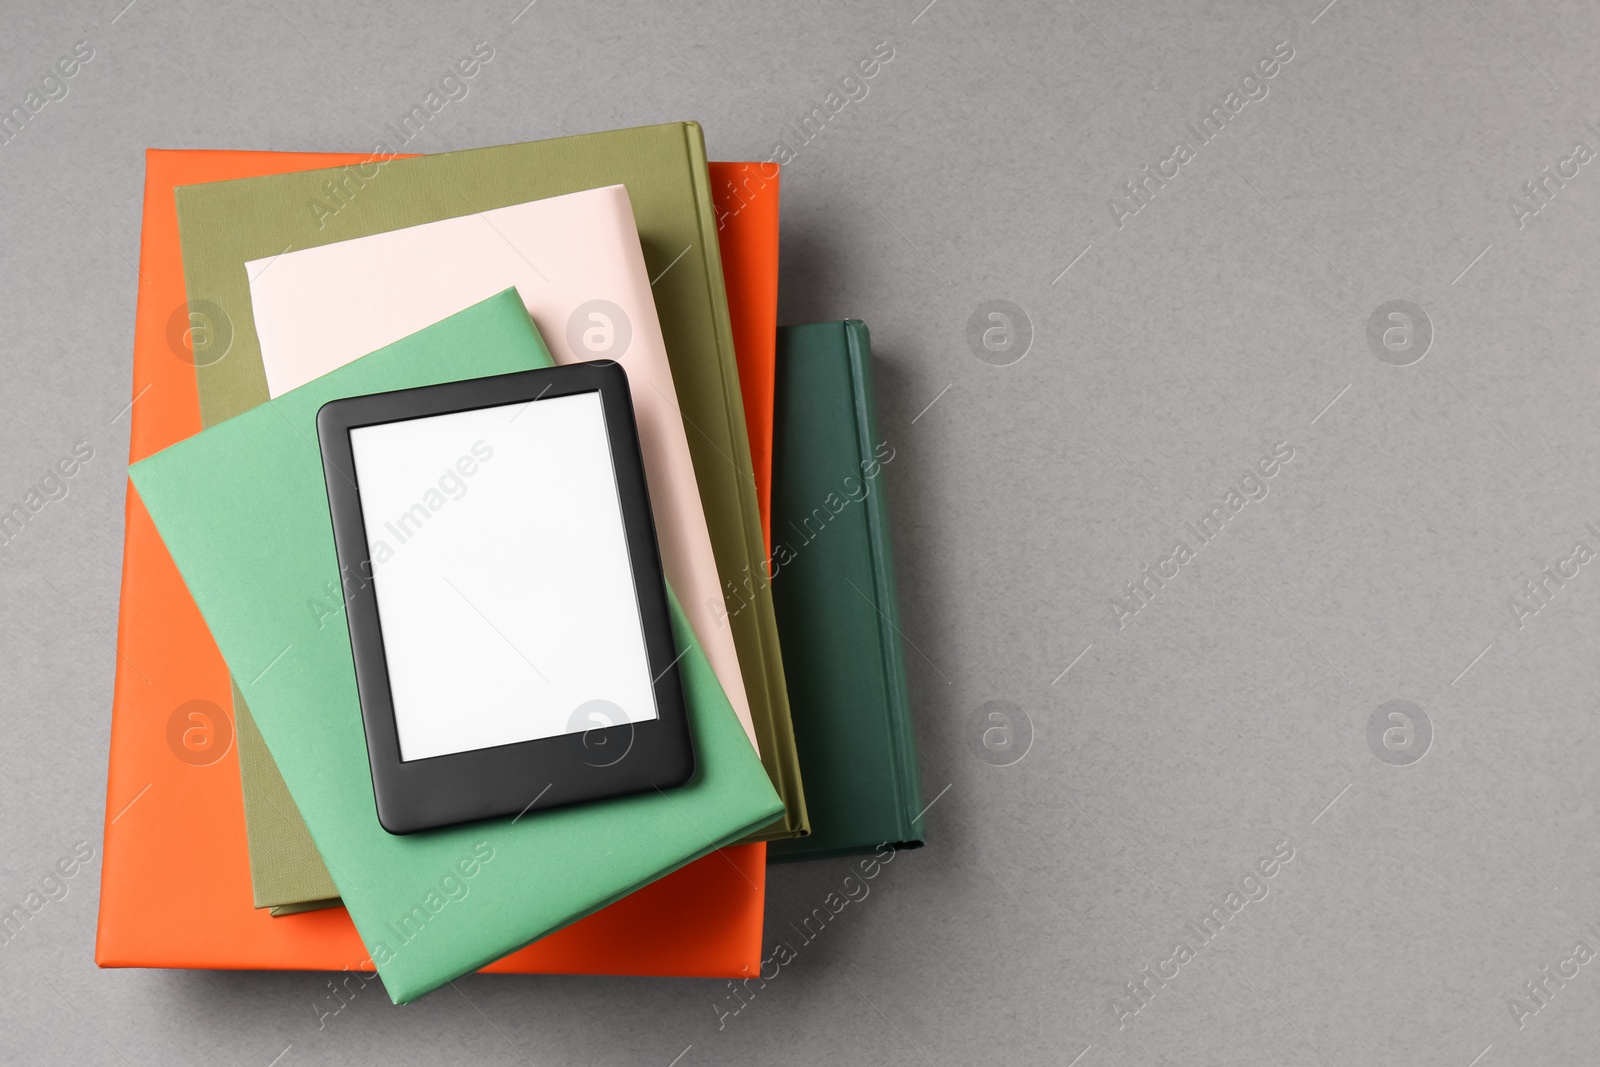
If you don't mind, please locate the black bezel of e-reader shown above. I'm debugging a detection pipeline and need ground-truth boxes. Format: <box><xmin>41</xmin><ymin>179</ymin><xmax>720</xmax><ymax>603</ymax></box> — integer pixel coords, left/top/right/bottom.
<box><xmin>316</xmin><ymin>360</ymin><xmax>694</xmax><ymax>836</ymax></box>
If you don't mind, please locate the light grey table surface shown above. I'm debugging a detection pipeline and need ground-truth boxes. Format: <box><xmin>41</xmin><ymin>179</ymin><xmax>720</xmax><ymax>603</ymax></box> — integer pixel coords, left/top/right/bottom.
<box><xmin>5</xmin><ymin>0</ymin><xmax>1600</xmax><ymax>1063</ymax></box>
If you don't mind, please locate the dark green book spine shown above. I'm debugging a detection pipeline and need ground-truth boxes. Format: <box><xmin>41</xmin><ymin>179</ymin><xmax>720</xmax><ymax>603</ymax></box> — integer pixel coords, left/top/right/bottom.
<box><xmin>843</xmin><ymin>321</ymin><xmax>924</xmax><ymax>849</ymax></box>
<box><xmin>769</xmin><ymin>321</ymin><xmax>925</xmax><ymax>863</ymax></box>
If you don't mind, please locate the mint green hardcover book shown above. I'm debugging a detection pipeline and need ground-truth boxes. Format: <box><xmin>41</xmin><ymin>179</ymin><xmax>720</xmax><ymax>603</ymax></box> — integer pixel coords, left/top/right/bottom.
<box><xmin>127</xmin><ymin>290</ymin><xmax>783</xmax><ymax>1002</ymax></box>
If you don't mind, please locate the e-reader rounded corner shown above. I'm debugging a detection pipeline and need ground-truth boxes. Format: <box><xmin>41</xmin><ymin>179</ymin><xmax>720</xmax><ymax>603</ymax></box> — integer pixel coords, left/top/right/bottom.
<box><xmin>373</xmin><ymin>796</ymin><xmax>418</xmax><ymax>837</ymax></box>
<box><xmin>661</xmin><ymin>745</ymin><xmax>696</xmax><ymax>792</ymax></box>
<box><xmin>584</xmin><ymin>357</ymin><xmax>628</xmax><ymax>388</ymax></box>
<box><xmin>315</xmin><ymin>394</ymin><xmax>351</xmax><ymax>437</ymax></box>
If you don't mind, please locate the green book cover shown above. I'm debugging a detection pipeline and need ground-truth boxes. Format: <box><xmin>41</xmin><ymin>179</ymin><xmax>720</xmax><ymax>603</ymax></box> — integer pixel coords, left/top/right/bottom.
<box><xmin>768</xmin><ymin>322</ymin><xmax>926</xmax><ymax>863</ymax></box>
<box><xmin>128</xmin><ymin>291</ymin><xmax>784</xmax><ymax>1001</ymax></box>
<box><xmin>175</xmin><ymin>125</ymin><xmax>806</xmax><ymax>910</ymax></box>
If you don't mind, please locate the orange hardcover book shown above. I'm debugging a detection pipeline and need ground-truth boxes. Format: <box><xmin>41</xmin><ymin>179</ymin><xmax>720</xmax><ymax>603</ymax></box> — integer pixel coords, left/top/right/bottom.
<box><xmin>96</xmin><ymin>149</ymin><xmax>777</xmax><ymax>974</ymax></box>
<box><xmin>712</xmin><ymin>162</ymin><xmax>781</xmax><ymax>552</ymax></box>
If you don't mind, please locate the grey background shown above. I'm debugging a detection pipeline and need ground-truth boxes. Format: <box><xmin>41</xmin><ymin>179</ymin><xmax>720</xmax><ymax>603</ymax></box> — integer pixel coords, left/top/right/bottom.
<box><xmin>3</xmin><ymin>0</ymin><xmax>1598</xmax><ymax>1062</ymax></box>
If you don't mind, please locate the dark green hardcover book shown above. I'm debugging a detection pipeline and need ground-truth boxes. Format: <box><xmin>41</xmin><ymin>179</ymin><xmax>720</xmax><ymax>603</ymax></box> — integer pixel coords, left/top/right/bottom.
<box><xmin>768</xmin><ymin>321</ymin><xmax>925</xmax><ymax>862</ymax></box>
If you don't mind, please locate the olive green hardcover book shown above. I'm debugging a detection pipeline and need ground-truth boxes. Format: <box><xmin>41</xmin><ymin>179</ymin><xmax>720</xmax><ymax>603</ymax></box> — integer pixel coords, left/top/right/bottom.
<box><xmin>232</xmin><ymin>682</ymin><xmax>339</xmax><ymax>914</ymax></box>
<box><xmin>175</xmin><ymin>123</ymin><xmax>807</xmax><ymax>908</ymax></box>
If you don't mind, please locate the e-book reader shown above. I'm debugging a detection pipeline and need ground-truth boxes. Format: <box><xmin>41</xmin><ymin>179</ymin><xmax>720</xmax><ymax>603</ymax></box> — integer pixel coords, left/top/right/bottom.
<box><xmin>317</xmin><ymin>360</ymin><xmax>694</xmax><ymax>834</ymax></box>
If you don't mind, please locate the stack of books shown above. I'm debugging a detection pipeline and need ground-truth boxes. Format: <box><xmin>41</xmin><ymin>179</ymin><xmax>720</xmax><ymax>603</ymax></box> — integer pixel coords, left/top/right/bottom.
<box><xmin>96</xmin><ymin>123</ymin><xmax>927</xmax><ymax>1002</ymax></box>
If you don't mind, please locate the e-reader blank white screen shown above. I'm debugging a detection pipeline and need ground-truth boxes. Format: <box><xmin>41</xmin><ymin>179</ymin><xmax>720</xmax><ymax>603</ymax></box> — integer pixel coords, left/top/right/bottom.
<box><xmin>348</xmin><ymin>392</ymin><xmax>659</xmax><ymax>762</ymax></box>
